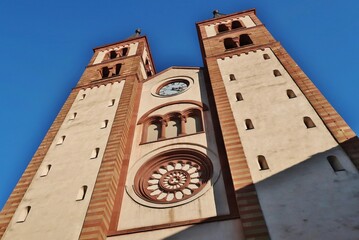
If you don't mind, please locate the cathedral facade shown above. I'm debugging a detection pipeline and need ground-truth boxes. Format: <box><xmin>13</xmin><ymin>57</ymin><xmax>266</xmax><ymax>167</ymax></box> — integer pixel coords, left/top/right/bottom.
<box><xmin>1</xmin><ymin>9</ymin><xmax>359</xmax><ymax>240</ymax></box>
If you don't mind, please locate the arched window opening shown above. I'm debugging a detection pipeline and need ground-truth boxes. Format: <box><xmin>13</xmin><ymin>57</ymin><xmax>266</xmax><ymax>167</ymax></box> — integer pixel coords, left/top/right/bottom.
<box><xmin>102</xmin><ymin>67</ymin><xmax>110</xmax><ymax>78</ymax></box>
<box><xmin>17</xmin><ymin>206</ymin><xmax>31</xmax><ymax>223</ymax></box>
<box><xmin>186</xmin><ymin>110</ymin><xmax>203</xmax><ymax>134</ymax></box>
<box><xmin>239</xmin><ymin>34</ymin><xmax>253</xmax><ymax>46</ymax></box>
<box><xmin>108</xmin><ymin>99</ymin><xmax>115</xmax><ymax>107</ymax></box>
<box><xmin>146</xmin><ymin>70</ymin><xmax>152</xmax><ymax>77</ymax></box>
<box><xmin>69</xmin><ymin>112</ymin><xmax>77</xmax><ymax>120</ymax></box>
<box><xmin>90</xmin><ymin>148</ymin><xmax>100</xmax><ymax>159</ymax></box>
<box><xmin>80</xmin><ymin>94</ymin><xmax>86</xmax><ymax>100</ymax></box>
<box><xmin>40</xmin><ymin>164</ymin><xmax>52</xmax><ymax>177</ymax></box>
<box><xmin>147</xmin><ymin>120</ymin><xmax>162</xmax><ymax>142</ymax></box>
<box><xmin>287</xmin><ymin>89</ymin><xmax>297</xmax><ymax>99</ymax></box>
<box><xmin>218</xmin><ymin>24</ymin><xmax>229</xmax><ymax>32</ymax></box>
<box><xmin>166</xmin><ymin>116</ymin><xmax>182</xmax><ymax>138</ymax></box>
<box><xmin>231</xmin><ymin>20</ymin><xmax>243</xmax><ymax>29</ymax></box>
<box><xmin>115</xmin><ymin>64</ymin><xmax>122</xmax><ymax>75</ymax></box>
<box><xmin>101</xmin><ymin>120</ymin><xmax>109</xmax><ymax>129</ymax></box>
<box><xmin>236</xmin><ymin>92</ymin><xmax>243</xmax><ymax>101</ymax></box>
<box><xmin>245</xmin><ymin>119</ymin><xmax>254</xmax><ymax>130</ymax></box>
<box><xmin>303</xmin><ymin>117</ymin><xmax>316</xmax><ymax>128</ymax></box>
<box><xmin>121</xmin><ymin>47</ymin><xmax>128</xmax><ymax>56</ymax></box>
<box><xmin>224</xmin><ymin>38</ymin><xmax>237</xmax><ymax>50</ymax></box>
<box><xmin>327</xmin><ymin>156</ymin><xmax>345</xmax><ymax>172</ymax></box>
<box><xmin>273</xmin><ymin>69</ymin><xmax>282</xmax><ymax>77</ymax></box>
<box><xmin>76</xmin><ymin>185</ymin><xmax>88</xmax><ymax>201</ymax></box>
<box><xmin>56</xmin><ymin>135</ymin><xmax>66</xmax><ymax>145</ymax></box>
<box><xmin>258</xmin><ymin>155</ymin><xmax>269</xmax><ymax>170</ymax></box>
<box><xmin>109</xmin><ymin>50</ymin><xmax>117</xmax><ymax>59</ymax></box>
<box><xmin>229</xmin><ymin>74</ymin><xmax>236</xmax><ymax>81</ymax></box>
<box><xmin>263</xmin><ymin>54</ymin><xmax>270</xmax><ymax>60</ymax></box>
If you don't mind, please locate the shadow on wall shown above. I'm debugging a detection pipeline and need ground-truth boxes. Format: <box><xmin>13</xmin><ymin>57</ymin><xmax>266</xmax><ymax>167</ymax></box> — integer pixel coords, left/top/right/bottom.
<box><xmin>157</xmin><ymin>138</ymin><xmax>359</xmax><ymax>240</ymax></box>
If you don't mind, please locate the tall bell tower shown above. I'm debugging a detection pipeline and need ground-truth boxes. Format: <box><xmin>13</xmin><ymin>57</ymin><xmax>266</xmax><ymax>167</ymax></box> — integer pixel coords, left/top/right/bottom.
<box><xmin>197</xmin><ymin>9</ymin><xmax>359</xmax><ymax>240</ymax></box>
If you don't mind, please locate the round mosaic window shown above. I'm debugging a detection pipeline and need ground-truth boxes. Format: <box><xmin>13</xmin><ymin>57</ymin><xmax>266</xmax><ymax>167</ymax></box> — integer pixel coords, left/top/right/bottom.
<box><xmin>134</xmin><ymin>150</ymin><xmax>213</xmax><ymax>204</ymax></box>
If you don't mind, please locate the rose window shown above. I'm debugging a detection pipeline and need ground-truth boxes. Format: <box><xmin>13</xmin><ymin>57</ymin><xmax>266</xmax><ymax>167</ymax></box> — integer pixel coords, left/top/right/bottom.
<box><xmin>134</xmin><ymin>151</ymin><xmax>213</xmax><ymax>204</ymax></box>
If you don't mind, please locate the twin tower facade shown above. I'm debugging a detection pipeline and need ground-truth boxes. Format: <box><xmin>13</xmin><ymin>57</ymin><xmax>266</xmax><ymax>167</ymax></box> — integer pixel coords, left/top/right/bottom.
<box><xmin>1</xmin><ymin>9</ymin><xmax>358</xmax><ymax>240</ymax></box>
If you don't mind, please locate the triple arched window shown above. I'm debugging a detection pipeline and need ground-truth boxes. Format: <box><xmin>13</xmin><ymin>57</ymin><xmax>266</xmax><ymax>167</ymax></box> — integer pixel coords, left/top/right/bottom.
<box><xmin>142</xmin><ymin>108</ymin><xmax>204</xmax><ymax>143</ymax></box>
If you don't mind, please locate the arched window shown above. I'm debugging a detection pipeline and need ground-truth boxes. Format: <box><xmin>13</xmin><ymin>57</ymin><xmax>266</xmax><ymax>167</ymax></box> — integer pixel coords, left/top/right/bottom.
<box><xmin>258</xmin><ymin>155</ymin><xmax>269</xmax><ymax>170</ymax></box>
<box><xmin>115</xmin><ymin>64</ymin><xmax>122</xmax><ymax>75</ymax></box>
<box><xmin>69</xmin><ymin>112</ymin><xmax>77</xmax><ymax>120</ymax></box>
<box><xmin>76</xmin><ymin>185</ymin><xmax>88</xmax><ymax>201</ymax></box>
<box><xmin>236</xmin><ymin>92</ymin><xmax>243</xmax><ymax>101</ymax></box>
<box><xmin>273</xmin><ymin>69</ymin><xmax>282</xmax><ymax>77</ymax></box>
<box><xmin>108</xmin><ymin>99</ymin><xmax>115</xmax><ymax>107</ymax></box>
<box><xmin>186</xmin><ymin>110</ymin><xmax>203</xmax><ymax>134</ymax></box>
<box><xmin>229</xmin><ymin>74</ymin><xmax>236</xmax><ymax>81</ymax></box>
<box><xmin>102</xmin><ymin>67</ymin><xmax>110</xmax><ymax>78</ymax></box>
<box><xmin>239</xmin><ymin>34</ymin><xmax>253</xmax><ymax>46</ymax></box>
<box><xmin>109</xmin><ymin>50</ymin><xmax>117</xmax><ymax>59</ymax></box>
<box><xmin>147</xmin><ymin>119</ymin><xmax>162</xmax><ymax>142</ymax></box>
<box><xmin>327</xmin><ymin>156</ymin><xmax>345</xmax><ymax>172</ymax></box>
<box><xmin>231</xmin><ymin>20</ymin><xmax>243</xmax><ymax>29</ymax></box>
<box><xmin>17</xmin><ymin>206</ymin><xmax>31</xmax><ymax>223</ymax></box>
<box><xmin>40</xmin><ymin>164</ymin><xmax>52</xmax><ymax>177</ymax></box>
<box><xmin>218</xmin><ymin>24</ymin><xmax>229</xmax><ymax>32</ymax></box>
<box><xmin>245</xmin><ymin>119</ymin><xmax>254</xmax><ymax>130</ymax></box>
<box><xmin>90</xmin><ymin>148</ymin><xmax>100</xmax><ymax>159</ymax></box>
<box><xmin>263</xmin><ymin>54</ymin><xmax>270</xmax><ymax>60</ymax></box>
<box><xmin>121</xmin><ymin>47</ymin><xmax>128</xmax><ymax>56</ymax></box>
<box><xmin>303</xmin><ymin>117</ymin><xmax>316</xmax><ymax>128</ymax></box>
<box><xmin>56</xmin><ymin>135</ymin><xmax>66</xmax><ymax>145</ymax></box>
<box><xmin>166</xmin><ymin>115</ymin><xmax>182</xmax><ymax>138</ymax></box>
<box><xmin>287</xmin><ymin>89</ymin><xmax>297</xmax><ymax>99</ymax></box>
<box><xmin>100</xmin><ymin>120</ymin><xmax>109</xmax><ymax>129</ymax></box>
<box><xmin>224</xmin><ymin>38</ymin><xmax>237</xmax><ymax>50</ymax></box>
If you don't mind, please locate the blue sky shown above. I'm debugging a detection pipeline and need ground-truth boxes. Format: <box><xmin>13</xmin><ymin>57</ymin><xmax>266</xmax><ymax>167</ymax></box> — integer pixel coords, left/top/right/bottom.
<box><xmin>0</xmin><ymin>0</ymin><xmax>358</xmax><ymax>209</ymax></box>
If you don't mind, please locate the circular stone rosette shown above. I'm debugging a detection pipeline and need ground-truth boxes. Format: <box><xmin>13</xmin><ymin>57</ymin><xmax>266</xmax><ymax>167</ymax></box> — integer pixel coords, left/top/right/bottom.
<box><xmin>133</xmin><ymin>150</ymin><xmax>213</xmax><ymax>205</ymax></box>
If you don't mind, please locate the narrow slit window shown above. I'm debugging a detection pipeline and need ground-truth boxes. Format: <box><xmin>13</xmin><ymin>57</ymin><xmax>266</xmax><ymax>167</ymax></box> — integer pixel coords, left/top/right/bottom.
<box><xmin>245</xmin><ymin>119</ymin><xmax>254</xmax><ymax>130</ymax></box>
<box><xmin>115</xmin><ymin>64</ymin><xmax>122</xmax><ymax>75</ymax></box>
<box><xmin>17</xmin><ymin>206</ymin><xmax>31</xmax><ymax>223</ymax></box>
<box><xmin>76</xmin><ymin>185</ymin><xmax>88</xmax><ymax>201</ymax></box>
<box><xmin>239</xmin><ymin>34</ymin><xmax>253</xmax><ymax>46</ymax></box>
<box><xmin>258</xmin><ymin>155</ymin><xmax>269</xmax><ymax>170</ymax></box>
<box><xmin>263</xmin><ymin>54</ymin><xmax>270</xmax><ymax>60</ymax></box>
<box><xmin>121</xmin><ymin>47</ymin><xmax>128</xmax><ymax>56</ymax></box>
<box><xmin>229</xmin><ymin>74</ymin><xmax>236</xmax><ymax>81</ymax></box>
<box><xmin>236</xmin><ymin>92</ymin><xmax>243</xmax><ymax>101</ymax></box>
<box><xmin>273</xmin><ymin>69</ymin><xmax>282</xmax><ymax>77</ymax></box>
<box><xmin>100</xmin><ymin>120</ymin><xmax>109</xmax><ymax>129</ymax></box>
<box><xmin>102</xmin><ymin>67</ymin><xmax>110</xmax><ymax>78</ymax></box>
<box><xmin>303</xmin><ymin>117</ymin><xmax>316</xmax><ymax>128</ymax></box>
<box><xmin>109</xmin><ymin>50</ymin><xmax>117</xmax><ymax>59</ymax></box>
<box><xmin>287</xmin><ymin>89</ymin><xmax>297</xmax><ymax>99</ymax></box>
<box><xmin>79</xmin><ymin>94</ymin><xmax>86</xmax><ymax>100</ymax></box>
<box><xmin>108</xmin><ymin>99</ymin><xmax>115</xmax><ymax>107</ymax></box>
<box><xmin>224</xmin><ymin>38</ymin><xmax>237</xmax><ymax>50</ymax></box>
<box><xmin>69</xmin><ymin>112</ymin><xmax>77</xmax><ymax>120</ymax></box>
<box><xmin>327</xmin><ymin>156</ymin><xmax>345</xmax><ymax>172</ymax></box>
<box><xmin>231</xmin><ymin>20</ymin><xmax>243</xmax><ymax>29</ymax></box>
<box><xmin>56</xmin><ymin>135</ymin><xmax>66</xmax><ymax>145</ymax></box>
<box><xmin>40</xmin><ymin>164</ymin><xmax>52</xmax><ymax>177</ymax></box>
<box><xmin>90</xmin><ymin>148</ymin><xmax>100</xmax><ymax>159</ymax></box>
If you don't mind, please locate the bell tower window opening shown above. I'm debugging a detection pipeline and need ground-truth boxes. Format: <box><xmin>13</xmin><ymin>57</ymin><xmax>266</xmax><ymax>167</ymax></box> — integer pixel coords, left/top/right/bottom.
<box><xmin>224</xmin><ymin>38</ymin><xmax>237</xmax><ymax>50</ymax></box>
<box><xmin>115</xmin><ymin>64</ymin><xmax>122</xmax><ymax>75</ymax></box>
<box><xmin>121</xmin><ymin>47</ymin><xmax>128</xmax><ymax>56</ymax></box>
<box><xmin>231</xmin><ymin>20</ymin><xmax>243</xmax><ymax>29</ymax></box>
<box><xmin>102</xmin><ymin>67</ymin><xmax>110</xmax><ymax>78</ymax></box>
<box><xmin>218</xmin><ymin>24</ymin><xmax>229</xmax><ymax>33</ymax></box>
<box><xmin>239</xmin><ymin>34</ymin><xmax>253</xmax><ymax>46</ymax></box>
<box><xmin>109</xmin><ymin>50</ymin><xmax>117</xmax><ymax>59</ymax></box>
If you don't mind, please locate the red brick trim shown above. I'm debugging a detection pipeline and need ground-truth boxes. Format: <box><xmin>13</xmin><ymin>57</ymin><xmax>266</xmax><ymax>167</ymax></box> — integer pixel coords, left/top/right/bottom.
<box><xmin>271</xmin><ymin>42</ymin><xmax>359</xmax><ymax>170</ymax></box>
<box><xmin>0</xmin><ymin>89</ymin><xmax>79</xmax><ymax>238</ymax></box>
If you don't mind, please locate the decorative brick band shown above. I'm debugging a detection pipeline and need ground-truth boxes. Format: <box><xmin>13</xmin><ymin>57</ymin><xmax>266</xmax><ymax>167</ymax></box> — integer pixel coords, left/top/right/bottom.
<box><xmin>78</xmin><ymin>76</ymin><xmax>141</xmax><ymax>240</ymax></box>
<box><xmin>0</xmin><ymin>89</ymin><xmax>78</xmax><ymax>238</ymax></box>
<box><xmin>271</xmin><ymin>42</ymin><xmax>359</xmax><ymax>170</ymax></box>
<box><xmin>204</xmin><ymin>59</ymin><xmax>270</xmax><ymax>240</ymax></box>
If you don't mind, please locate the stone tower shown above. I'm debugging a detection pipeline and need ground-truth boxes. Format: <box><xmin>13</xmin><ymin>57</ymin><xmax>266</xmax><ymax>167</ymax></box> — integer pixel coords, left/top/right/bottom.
<box><xmin>1</xmin><ymin>9</ymin><xmax>358</xmax><ymax>240</ymax></box>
